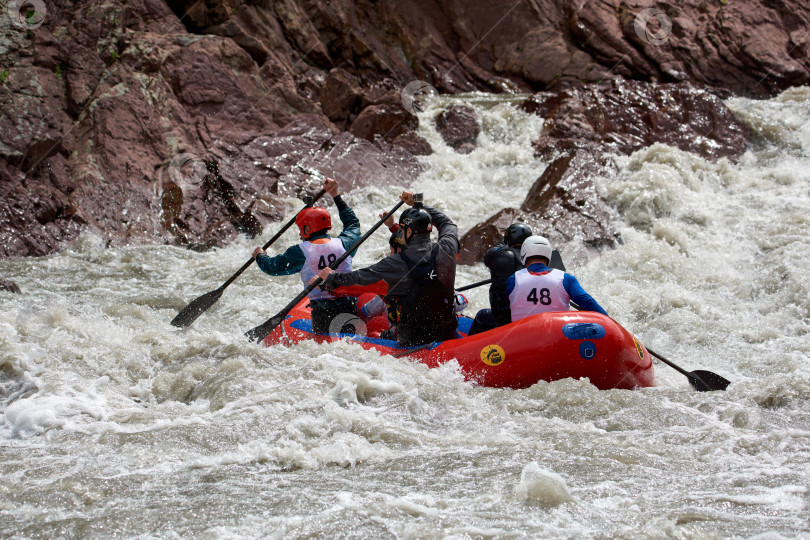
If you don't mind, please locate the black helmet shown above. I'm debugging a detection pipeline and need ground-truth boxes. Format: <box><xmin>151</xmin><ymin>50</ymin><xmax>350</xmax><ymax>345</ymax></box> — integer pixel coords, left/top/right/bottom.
<box><xmin>389</xmin><ymin>229</ymin><xmax>407</xmax><ymax>252</ymax></box>
<box><xmin>399</xmin><ymin>207</ymin><xmax>432</xmax><ymax>237</ymax></box>
<box><xmin>504</xmin><ymin>223</ymin><xmax>532</xmax><ymax>247</ymax></box>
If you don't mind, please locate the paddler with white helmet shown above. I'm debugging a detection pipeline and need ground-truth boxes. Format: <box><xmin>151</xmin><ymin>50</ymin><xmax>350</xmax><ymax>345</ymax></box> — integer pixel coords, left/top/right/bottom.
<box><xmin>507</xmin><ymin>235</ymin><xmax>607</xmax><ymax>321</ymax></box>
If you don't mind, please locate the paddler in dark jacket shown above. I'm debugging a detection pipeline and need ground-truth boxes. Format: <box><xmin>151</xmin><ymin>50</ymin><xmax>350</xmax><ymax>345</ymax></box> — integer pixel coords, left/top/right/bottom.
<box><xmin>317</xmin><ymin>192</ymin><xmax>459</xmax><ymax>347</ymax></box>
<box><xmin>468</xmin><ymin>223</ymin><xmax>532</xmax><ymax>335</ymax></box>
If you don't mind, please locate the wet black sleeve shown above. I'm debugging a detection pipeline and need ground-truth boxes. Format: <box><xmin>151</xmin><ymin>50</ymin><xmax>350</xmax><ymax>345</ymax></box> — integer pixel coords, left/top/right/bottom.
<box><xmin>486</xmin><ymin>245</ymin><xmax>520</xmax><ymax>326</ymax></box>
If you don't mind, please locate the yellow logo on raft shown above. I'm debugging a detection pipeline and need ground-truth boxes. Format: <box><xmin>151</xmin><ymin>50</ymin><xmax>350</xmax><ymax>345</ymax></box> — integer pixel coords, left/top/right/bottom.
<box><xmin>632</xmin><ymin>337</ymin><xmax>645</xmax><ymax>360</ymax></box>
<box><xmin>480</xmin><ymin>344</ymin><xmax>506</xmax><ymax>366</ymax></box>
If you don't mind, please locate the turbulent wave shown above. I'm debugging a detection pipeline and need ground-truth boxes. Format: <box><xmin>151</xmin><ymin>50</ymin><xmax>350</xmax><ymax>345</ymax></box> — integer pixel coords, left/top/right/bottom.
<box><xmin>1</xmin><ymin>89</ymin><xmax>809</xmax><ymax>538</ymax></box>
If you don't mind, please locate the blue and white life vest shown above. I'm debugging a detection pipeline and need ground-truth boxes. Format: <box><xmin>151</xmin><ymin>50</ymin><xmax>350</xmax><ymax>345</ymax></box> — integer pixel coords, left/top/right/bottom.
<box><xmin>299</xmin><ymin>238</ymin><xmax>352</xmax><ymax>300</ymax></box>
<box><xmin>508</xmin><ymin>267</ymin><xmax>570</xmax><ymax>322</ymax></box>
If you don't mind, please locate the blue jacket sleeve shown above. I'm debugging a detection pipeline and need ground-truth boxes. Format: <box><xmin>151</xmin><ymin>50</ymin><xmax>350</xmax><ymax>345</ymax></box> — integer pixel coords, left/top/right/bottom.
<box><xmin>256</xmin><ymin>244</ymin><xmax>306</xmax><ymax>276</ymax></box>
<box><xmin>562</xmin><ymin>274</ymin><xmax>608</xmax><ymax>316</ymax></box>
<box><xmin>505</xmin><ymin>274</ymin><xmax>516</xmax><ymax>297</ymax></box>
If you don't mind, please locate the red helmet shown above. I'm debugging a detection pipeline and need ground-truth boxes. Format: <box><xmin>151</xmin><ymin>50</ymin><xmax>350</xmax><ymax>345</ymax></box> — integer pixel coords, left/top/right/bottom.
<box><xmin>295</xmin><ymin>207</ymin><xmax>332</xmax><ymax>239</ymax></box>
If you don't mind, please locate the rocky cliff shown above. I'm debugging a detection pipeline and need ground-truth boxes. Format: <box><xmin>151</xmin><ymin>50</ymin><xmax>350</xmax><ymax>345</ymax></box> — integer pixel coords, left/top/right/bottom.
<box><xmin>2</xmin><ymin>0</ymin><xmax>809</xmax><ymax>258</ymax></box>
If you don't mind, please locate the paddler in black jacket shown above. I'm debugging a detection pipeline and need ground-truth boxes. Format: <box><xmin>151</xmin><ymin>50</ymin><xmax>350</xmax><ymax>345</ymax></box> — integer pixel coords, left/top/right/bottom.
<box><xmin>317</xmin><ymin>191</ymin><xmax>459</xmax><ymax>347</ymax></box>
<box><xmin>468</xmin><ymin>223</ymin><xmax>533</xmax><ymax>335</ymax></box>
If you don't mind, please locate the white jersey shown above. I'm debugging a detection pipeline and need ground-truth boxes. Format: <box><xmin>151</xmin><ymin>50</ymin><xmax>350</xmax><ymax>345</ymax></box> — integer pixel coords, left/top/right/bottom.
<box><xmin>300</xmin><ymin>238</ymin><xmax>352</xmax><ymax>300</ymax></box>
<box><xmin>508</xmin><ymin>267</ymin><xmax>570</xmax><ymax>322</ymax></box>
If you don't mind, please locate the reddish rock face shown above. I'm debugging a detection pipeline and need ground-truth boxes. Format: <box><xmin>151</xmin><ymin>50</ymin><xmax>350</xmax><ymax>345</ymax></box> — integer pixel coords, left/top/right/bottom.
<box><xmin>155</xmin><ymin>121</ymin><xmax>421</xmax><ymax>248</ymax></box>
<box><xmin>530</xmin><ymin>80</ymin><xmax>748</xmax><ymax>163</ymax></box>
<box><xmin>2</xmin><ymin>0</ymin><xmax>810</xmax><ymax>258</ymax></box>
<box><xmin>460</xmin><ymin>149</ymin><xmax>620</xmax><ymax>267</ymax></box>
<box><xmin>319</xmin><ymin>68</ymin><xmax>363</xmax><ymax>129</ymax></box>
<box><xmin>391</xmin><ymin>131</ymin><xmax>433</xmax><ymax>156</ymax></box>
<box><xmin>349</xmin><ymin>104</ymin><xmax>418</xmax><ymax>144</ymax></box>
<box><xmin>0</xmin><ymin>0</ymin><xmax>424</xmax><ymax>257</ymax></box>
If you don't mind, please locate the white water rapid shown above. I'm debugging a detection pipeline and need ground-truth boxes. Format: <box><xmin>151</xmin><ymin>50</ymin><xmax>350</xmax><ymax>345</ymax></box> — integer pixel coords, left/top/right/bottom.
<box><xmin>1</xmin><ymin>88</ymin><xmax>809</xmax><ymax>538</ymax></box>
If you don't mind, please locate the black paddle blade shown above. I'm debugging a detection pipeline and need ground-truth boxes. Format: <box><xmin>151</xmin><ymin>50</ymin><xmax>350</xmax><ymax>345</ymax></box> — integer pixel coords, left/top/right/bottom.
<box><xmin>171</xmin><ymin>288</ymin><xmax>224</xmax><ymax>328</ymax></box>
<box><xmin>688</xmin><ymin>369</ymin><xmax>731</xmax><ymax>392</ymax></box>
<box><xmin>245</xmin><ymin>314</ymin><xmax>284</xmax><ymax>343</ymax></box>
<box><xmin>645</xmin><ymin>347</ymin><xmax>731</xmax><ymax>392</ymax></box>
<box><xmin>549</xmin><ymin>250</ymin><xmax>566</xmax><ymax>271</ymax></box>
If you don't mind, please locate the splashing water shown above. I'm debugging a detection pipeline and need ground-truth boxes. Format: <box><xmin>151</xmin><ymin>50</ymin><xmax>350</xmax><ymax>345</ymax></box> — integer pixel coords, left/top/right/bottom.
<box><xmin>1</xmin><ymin>89</ymin><xmax>809</xmax><ymax>538</ymax></box>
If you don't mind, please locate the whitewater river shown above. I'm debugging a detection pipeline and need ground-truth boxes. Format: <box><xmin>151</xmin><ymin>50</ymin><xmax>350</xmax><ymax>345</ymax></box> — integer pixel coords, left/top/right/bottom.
<box><xmin>1</xmin><ymin>88</ymin><xmax>809</xmax><ymax>539</ymax></box>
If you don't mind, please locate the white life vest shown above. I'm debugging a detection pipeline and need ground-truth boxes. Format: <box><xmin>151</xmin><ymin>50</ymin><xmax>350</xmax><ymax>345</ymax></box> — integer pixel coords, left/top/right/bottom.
<box><xmin>299</xmin><ymin>238</ymin><xmax>352</xmax><ymax>300</ymax></box>
<box><xmin>508</xmin><ymin>267</ymin><xmax>570</xmax><ymax>322</ymax></box>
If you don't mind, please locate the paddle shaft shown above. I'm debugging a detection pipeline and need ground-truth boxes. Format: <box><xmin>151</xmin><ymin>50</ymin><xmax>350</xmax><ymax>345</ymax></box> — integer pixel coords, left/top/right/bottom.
<box><xmin>246</xmin><ymin>199</ymin><xmax>407</xmax><ymax>342</ymax></box>
<box><xmin>645</xmin><ymin>347</ymin><xmax>690</xmax><ymax>377</ymax></box>
<box><xmin>456</xmin><ymin>278</ymin><xmax>491</xmax><ymax>292</ymax></box>
<box><xmin>393</xmin><ymin>342</ymin><xmax>435</xmax><ymax>358</ymax></box>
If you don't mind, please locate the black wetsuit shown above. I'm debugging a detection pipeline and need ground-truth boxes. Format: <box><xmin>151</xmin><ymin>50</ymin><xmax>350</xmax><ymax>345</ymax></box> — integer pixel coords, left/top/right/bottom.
<box><xmin>324</xmin><ymin>206</ymin><xmax>459</xmax><ymax>346</ymax></box>
<box><xmin>468</xmin><ymin>242</ymin><xmax>522</xmax><ymax>335</ymax></box>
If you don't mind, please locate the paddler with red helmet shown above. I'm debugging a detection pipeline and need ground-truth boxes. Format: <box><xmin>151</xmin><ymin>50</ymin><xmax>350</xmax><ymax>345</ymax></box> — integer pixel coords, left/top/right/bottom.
<box><xmin>252</xmin><ymin>177</ymin><xmax>361</xmax><ymax>334</ymax></box>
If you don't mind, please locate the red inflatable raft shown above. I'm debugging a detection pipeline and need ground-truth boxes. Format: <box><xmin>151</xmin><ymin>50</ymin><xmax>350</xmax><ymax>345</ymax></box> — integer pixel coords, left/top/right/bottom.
<box><xmin>262</xmin><ymin>290</ymin><xmax>655</xmax><ymax>390</ymax></box>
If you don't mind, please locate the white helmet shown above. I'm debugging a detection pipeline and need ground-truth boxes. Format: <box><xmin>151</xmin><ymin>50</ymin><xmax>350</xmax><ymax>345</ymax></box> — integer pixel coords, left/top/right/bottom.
<box><xmin>520</xmin><ymin>235</ymin><xmax>553</xmax><ymax>265</ymax></box>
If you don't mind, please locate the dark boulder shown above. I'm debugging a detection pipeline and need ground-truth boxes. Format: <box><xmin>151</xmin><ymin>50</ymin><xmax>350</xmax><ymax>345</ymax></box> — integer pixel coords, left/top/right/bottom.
<box><xmin>436</xmin><ymin>105</ymin><xmax>481</xmax><ymax>154</ymax></box>
<box><xmin>460</xmin><ymin>149</ymin><xmax>621</xmax><ymax>267</ymax></box>
<box><xmin>529</xmin><ymin>80</ymin><xmax>747</xmax><ymax>163</ymax></box>
<box><xmin>319</xmin><ymin>68</ymin><xmax>363</xmax><ymax>129</ymax></box>
<box><xmin>1</xmin><ymin>279</ymin><xmax>22</xmax><ymax>294</ymax></box>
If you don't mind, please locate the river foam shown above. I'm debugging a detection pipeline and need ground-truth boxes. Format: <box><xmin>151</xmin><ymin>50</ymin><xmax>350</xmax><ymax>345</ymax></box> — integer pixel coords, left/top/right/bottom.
<box><xmin>1</xmin><ymin>88</ymin><xmax>809</xmax><ymax>539</ymax></box>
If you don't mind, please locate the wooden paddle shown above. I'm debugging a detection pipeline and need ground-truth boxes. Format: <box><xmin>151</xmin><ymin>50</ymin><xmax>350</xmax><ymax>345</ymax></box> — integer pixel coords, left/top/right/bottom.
<box><xmin>170</xmin><ymin>188</ymin><xmax>326</xmax><ymax>328</ymax></box>
<box><xmin>569</xmin><ymin>301</ymin><xmax>731</xmax><ymax>391</ymax></box>
<box><xmin>245</xmin><ymin>199</ymin><xmax>407</xmax><ymax>343</ymax></box>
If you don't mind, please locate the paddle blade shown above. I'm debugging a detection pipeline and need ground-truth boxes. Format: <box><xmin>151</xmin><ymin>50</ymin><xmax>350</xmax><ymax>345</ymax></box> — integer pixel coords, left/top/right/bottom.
<box><xmin>688</xmin><ymin>370</ymin><xmax>731</xmax><ymax>392</ymax></box>
<box><xmin>549</xmin><ymin>250</ymin><xmax>566</xmax><ymax>271</ymax></box>
<box><xmin>245</xmin><ymin>314</ymin><xmax>284</xmax><ymax>343</ymax></box>
<box><xmin>171</xmin><ymin>288</ymin><xmax>224</xmax><ymax>328</ymax></box>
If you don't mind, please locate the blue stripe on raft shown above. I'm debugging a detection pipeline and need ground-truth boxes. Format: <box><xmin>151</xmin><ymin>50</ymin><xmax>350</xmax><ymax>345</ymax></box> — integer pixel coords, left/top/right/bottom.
<box><xmin>289</xmin><ymin>317</ymin><xmax>314</xmax><ymax>333</ymax></box>
<box><xmin>456</xmin><ymin>315</ymin><xmax>473</xmax><ymax>335</ymax></box>
<box><xmin>562</xmin><ymin>322</ymin><xmax>606</xmax><ymax>340</ymax></box>
<box><xmin>288</xmin><ymin>317</ymin><xmax>412</xmax><ymax>350</ymax></box>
